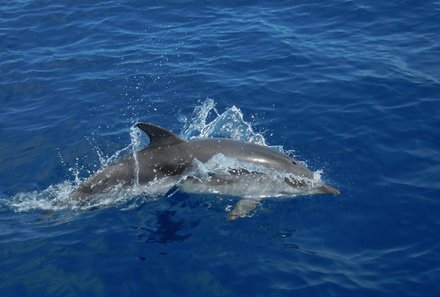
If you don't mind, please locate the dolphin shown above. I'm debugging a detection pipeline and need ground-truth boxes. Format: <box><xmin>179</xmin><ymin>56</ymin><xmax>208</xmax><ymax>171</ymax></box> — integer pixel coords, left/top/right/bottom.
<box><xmin>71</xmin><ymin>123</ymin><xmax>339</xmax><ymax>219</ymax></box>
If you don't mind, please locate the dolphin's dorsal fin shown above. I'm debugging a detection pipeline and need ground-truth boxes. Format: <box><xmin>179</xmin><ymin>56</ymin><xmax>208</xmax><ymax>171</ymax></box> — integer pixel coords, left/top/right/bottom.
<box><xmin>136</xmin><ymin>123</ymin><xmax>186</xmax><ymax>146</ymax></box>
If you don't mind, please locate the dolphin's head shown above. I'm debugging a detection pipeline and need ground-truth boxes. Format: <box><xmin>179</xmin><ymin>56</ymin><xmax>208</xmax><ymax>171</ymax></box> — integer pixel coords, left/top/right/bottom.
<box><xmin>282</xmin><ymin>158</ymin><xmax>340</xmax><ymax>196</ymax></box>
<box><xmin>283</xmin><ymin>174</ymin><xmax>340</xmax><ymax>196</ymax></box>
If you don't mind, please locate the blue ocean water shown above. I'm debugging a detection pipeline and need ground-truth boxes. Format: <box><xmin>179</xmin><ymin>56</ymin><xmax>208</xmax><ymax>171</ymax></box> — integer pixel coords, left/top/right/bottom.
<box><xmin>1</xmin><ymin>0</ymin><xmax>439</xmax><ymax>296</ymax></box>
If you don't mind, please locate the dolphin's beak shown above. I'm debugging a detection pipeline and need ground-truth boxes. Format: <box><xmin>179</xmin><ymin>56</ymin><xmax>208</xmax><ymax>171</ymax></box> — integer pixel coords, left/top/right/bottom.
<box><xmin>318</xmin><ymin>184</ymin><xmax>340</xmax><ymax>195</ymax></box>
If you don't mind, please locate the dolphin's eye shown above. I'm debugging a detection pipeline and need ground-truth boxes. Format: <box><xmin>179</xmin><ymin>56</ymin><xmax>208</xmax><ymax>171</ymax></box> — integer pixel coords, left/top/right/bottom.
<box><xmin>291</xmin><ymin>161</ymin><xmax>297</xmax><ymax>165</ymax></box>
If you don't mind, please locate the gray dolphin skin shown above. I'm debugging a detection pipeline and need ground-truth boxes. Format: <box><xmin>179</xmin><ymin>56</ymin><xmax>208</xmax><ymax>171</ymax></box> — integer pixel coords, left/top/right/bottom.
<box><xmin>72</xmin><ymin>123</ymin><xmax>339</xmax><ymax>219</ymax></box>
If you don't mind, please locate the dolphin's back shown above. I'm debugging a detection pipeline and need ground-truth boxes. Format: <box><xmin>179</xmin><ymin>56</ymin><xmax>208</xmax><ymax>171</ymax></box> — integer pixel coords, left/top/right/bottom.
<box><xmin>186</xmin><ymin>138</ymin><xmax>313</xmax><ymax>178</ymax></box>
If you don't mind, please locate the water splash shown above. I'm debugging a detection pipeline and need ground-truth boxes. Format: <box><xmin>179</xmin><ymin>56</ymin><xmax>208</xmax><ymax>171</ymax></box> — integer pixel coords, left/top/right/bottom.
<box><xmin>180</xmin><ymin>99</ymin><xmax>267</xmax><ymax>145</ymax></box>
<box><xmin>130</xmin><ymin>125</ymin><xmax>143</xmax><ymax>188</ymax></box>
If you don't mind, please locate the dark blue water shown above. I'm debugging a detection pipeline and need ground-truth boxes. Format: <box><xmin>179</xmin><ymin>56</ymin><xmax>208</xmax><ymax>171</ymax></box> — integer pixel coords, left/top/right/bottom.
<box><xmin>1</xmin><ymin>1</ymin><xmax>439</xmax><ymax>296</ymax></box>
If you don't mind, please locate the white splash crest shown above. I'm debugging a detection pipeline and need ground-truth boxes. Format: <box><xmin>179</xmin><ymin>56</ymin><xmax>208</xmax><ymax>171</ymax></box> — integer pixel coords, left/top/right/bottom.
<box><xmin>180</xmin><ymin>98</ymin><xmax>267</xmax><ymax>145</ymax></box>
<box><xmin>130</xmin><ymin>125</ymin><xmax>143</xmax><ymax>188</ymax></box>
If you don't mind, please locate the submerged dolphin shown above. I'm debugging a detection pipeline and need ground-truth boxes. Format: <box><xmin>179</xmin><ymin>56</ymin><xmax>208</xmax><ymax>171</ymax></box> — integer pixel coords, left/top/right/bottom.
<box><xmin>72</xmin><ymin>123</ymin><xmax>339</xmax><ymax>219</ymax></box>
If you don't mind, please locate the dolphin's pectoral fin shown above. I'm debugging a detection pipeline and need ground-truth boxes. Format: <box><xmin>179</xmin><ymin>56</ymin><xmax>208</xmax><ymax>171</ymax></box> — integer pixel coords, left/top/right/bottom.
<box><xmin>317</xmin><ymin>184</ymin><xmax>340</xmax><ymax>195</ymax></box>
<box><xmin>228</xmin><ymin>198</ymin><xmax>261</xmax><ymax>220</ymax></box>
<box><xmin>136</xmin><ymin>123</ymin><xmax>186</xmax><ymax>146</ymax></box>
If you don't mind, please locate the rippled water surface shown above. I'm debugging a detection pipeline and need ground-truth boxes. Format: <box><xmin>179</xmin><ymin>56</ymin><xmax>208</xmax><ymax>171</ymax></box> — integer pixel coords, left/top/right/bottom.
<box><xmin>1</xmin><ymin>1</ymin><xmax>439</xmax><ymax>296</ymax></box>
